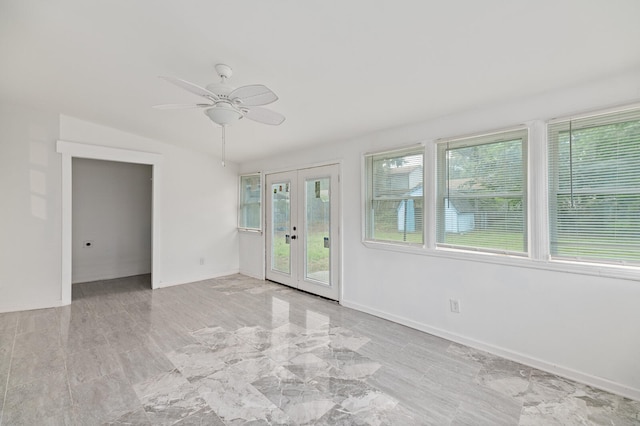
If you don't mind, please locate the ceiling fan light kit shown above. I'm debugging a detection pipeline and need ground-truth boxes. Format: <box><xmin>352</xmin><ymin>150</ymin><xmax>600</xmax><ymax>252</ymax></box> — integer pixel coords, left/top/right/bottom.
<box><xmin>155</xmin><ymin>63</ymin><xmax>284</xmax><ymax>166</ymax></box>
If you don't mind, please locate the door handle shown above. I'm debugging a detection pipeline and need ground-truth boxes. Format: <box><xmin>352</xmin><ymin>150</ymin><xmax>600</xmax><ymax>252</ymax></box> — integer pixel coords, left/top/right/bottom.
<box><xmin>285</xmin><ymin>234</ymin><xmax>290</xmax><ymax>244</ymax></box>
<box><xmin>291</xmin><ymin>235</ymin><xmax>297</xmax><ymax>240</ymax></box>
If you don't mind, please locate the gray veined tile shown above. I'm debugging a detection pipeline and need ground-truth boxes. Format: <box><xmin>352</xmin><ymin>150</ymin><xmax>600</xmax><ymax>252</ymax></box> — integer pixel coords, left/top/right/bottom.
<box><xmin>315</xmin><ymin>402</ymin><xmax>427</xmax><ymax>426</ymax></box>
<box><xmin>190</xmin><ymin>326</ymin><xmax>262</xmax><ymax>365</ymax></box>
<box><xmin>15</xmin><ymin>307</ymin><xmax>59</xmax><ymax>334</ymax></box>
<box><xmin>191</xmin><ymin>326</ymin><xmax>238</xmax><ymax>347</ymax></box>
<box><xmin>3</xmin><ymin>371</ymin><xmax>72</xmax><ymax>426</ymax></box>
<box><xmin>251</xmin><ymin>373</ymin><xmax>336</xmax><ymax>424</ymax></box>
<box><xmin>0</xmin><ymin>311</ymin><xmax>19</xmax><ymax>333</ymax></box>
<box><xmin>285</xmin><ymin>352</ymin><xmax>335</xmax><ymax>382</ymax></box>
<box><xmin>519</xmin><ymin>369</ymin><xmax>582</xmax><ymax>406</ymax></box>
<box><xmin>262</xmin><ymin>340</ymin><xmax>307</xmax><ymax>364</ymax></box>
<box><xmin>172</xmin><ymin>406</ymin><xmax>226</xmax><ymax>425</ymax></box>
<box><xmin>314</xmin><ymin>405</ymin><xmax>374</xmax><ymax>426</ymax></box>
<box><xmin>310</xmin><ymin>376</ymin><xmax>395</xmax><ymax>408</ymax></box>
<box><xmin>103</xmin><ymin>316</ymin><xmax>155</xmax><ymax>353</ymax></box>
<box><xmin>403</xmin><ymin>341</ymin><xmax>481</xmax><ymax>379</ymax></box>
<box><xmin>3</xmin><ymin>273</ymin><xmax>636</xmax><ymax>425</ymax></box>
<box><xmin>66</xmin><ymin>343</ymin><xmax>122</xmax><ymax>386</ymax></box>
<box><xmin>148</xmin><ymin>320</ymin><xmax>198</xmax><ymax>354</ymax></box>
<box><xmin>324</xmin><ymin>326</ymin><xmax>371</xmax><ymax>352</ymax></box>
<box><xmin>133</xmin><ymin>369</ymin><xmax>212</xmax><ymax>426</ymax></box>
<box><xmin>86</xmin><ymin>293</ymin><xmax>128</xmax><ymax>317</ymax></box>
<box><xmin>196</xmin><ymin>369</ymin><xmax>292</xmax><ymax>425</ymax></box>
<box><xmin>103</xmin><ymin>407</ymin><xmax>152</xmax><ymax>425</ymax></box>
<box><xmin>312</xmin><ymin>346</ymin><xmax>382</xmax><ymax>380</ymax></box>
<box><xmin>518</xmin><ymin>396</ymin><xmax>591</xmax><ymax>426</ymax></box>
<box><xmin>60</xmin><ymin>323</ymin><xmax>109</xmax><ymax>354</ymax></box>
<box><xmin>166</xmin><ymin>343</ymin><xmax>227</xmax><ymax>382</ymax></box>
<box><xmin>117</xmin><ymin>340</ymin><xmax>175</xmax><ymax>385</ymax></box>
<box><xmin>474</xmin><ymin>357</ymin><xmax>532</xmax><ymax>401</ymax></box>
<box><xmin>162</xmin><ymin>302</ymin><xmax>209</xmax><ymax>332</ymax></box>
<box><xmin>366</xmin><ymin>366</ymin><xmax>459</xmax><ymax>424</ymax></box>
<box><xmin>228</xmin><ymin>356</ymin><xmax>297</xmax><ymax>384</ymax></box>
<box><xmin>70</xmin><ymin>370</ymin><xmax>143</xmax><ymax>424</ymax></box>
<box><xmin>358</xmin><ymin>340</ymin><xmax>429</xmax><ymax>381</ymax></box>
<box><xmin>8</xmin><ymin>347</ymin><xmax>66</xmax><ymax>388</ymax></box>
<box><xmin>235</xmin><ymin>325</ymin><xmax>277</xmax><ymax>351</ymax></box>
<box><xmin>11</xmin><ymin>328</ymin><xmax>61</xmax><ymax>358</ymax></box>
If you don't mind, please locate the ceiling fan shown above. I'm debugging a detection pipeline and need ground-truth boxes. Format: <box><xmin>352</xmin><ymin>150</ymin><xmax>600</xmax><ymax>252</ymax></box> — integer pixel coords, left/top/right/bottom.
<box><xmin>154</xmin><ymin>64</ymin><xmax>285</xmax><ymax>166</ymax></box>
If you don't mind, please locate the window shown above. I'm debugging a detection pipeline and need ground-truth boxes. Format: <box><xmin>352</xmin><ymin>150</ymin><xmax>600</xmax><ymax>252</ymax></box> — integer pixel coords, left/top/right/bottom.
<box><xmin>238</xmin><ymin>173</ymin><xmax>262</xmax><ymax>231</ymax></box>
<box><xmin>436</xmin><ymin>129</ymin><xmax>528</xmax><ymax>255</ymax></box>
<box><xmin>365</xmin><ymin>146</ymin><xmax>424</xmax><ymax>244</ymax></box>
<box><xmin>548</xmin><ymin>108</ymin><xmax>640</xmax><ymax>265</ymax></box>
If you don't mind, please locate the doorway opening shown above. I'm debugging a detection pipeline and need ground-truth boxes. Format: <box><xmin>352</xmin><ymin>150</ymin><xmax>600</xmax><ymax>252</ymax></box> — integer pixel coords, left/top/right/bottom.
<box><xmin>57</xmin><ymin>141</ymin><xmax>163</xmax><ymax>305</ymax></box>
<box><xmin>72</xmin><ymin>158</ymin><xmax>152</xmax><ymax>290</ymax></box>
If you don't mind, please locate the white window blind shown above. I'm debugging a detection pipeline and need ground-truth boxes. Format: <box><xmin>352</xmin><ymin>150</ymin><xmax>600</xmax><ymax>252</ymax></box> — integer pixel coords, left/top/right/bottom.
<box><xmin>548</xmin><ymin>108</ymin><xmax>640</xmax><ymax>265</ymax></box>
<box><xmin>238</xmin><ymin>173</ymin><xmax>262</xmax><ymax>230</ymax></box>
<box><xmin>365</xmin><ymin>147</ymin><xmax>424</xmax><ymax>244</ymax></box>
<box><xmin>436</xmin><ymin>129</ymin><xmax>528</xmax><ymax>255</ymax></box>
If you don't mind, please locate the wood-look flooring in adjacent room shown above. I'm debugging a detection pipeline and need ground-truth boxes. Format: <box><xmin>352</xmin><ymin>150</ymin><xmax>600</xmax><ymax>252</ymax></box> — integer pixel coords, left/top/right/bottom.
<box><xmin>0</xmin><ymin>274</ymin><xmax>638</xmax><ymax>425</ymax></box>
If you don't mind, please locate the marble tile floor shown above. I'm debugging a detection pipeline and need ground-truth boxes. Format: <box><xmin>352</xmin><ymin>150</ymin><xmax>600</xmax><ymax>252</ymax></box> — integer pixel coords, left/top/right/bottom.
<box><xmin>0</xmin><ymin>274</ymin><xmax>638</xmax><ymax>425</ymax></box>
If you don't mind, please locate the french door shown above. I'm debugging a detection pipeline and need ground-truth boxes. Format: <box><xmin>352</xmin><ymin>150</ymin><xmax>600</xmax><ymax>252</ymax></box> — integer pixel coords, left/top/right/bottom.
<box><xmin>265</xmin><ymin>164</ymin><xmax>340</xmax><ymax>300</ymax></box>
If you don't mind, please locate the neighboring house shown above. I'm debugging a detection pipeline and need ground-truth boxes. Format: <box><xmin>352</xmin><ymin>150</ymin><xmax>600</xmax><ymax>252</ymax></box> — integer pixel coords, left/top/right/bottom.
<box><xmin>397</xmin><ymin>184</ymin><xmax>422</xmax><ymax>232</ymax></box>
<box><xmin>444</xmin><ymin>197</ymin><xmax>476</xmax><ymax>233</ymax></box>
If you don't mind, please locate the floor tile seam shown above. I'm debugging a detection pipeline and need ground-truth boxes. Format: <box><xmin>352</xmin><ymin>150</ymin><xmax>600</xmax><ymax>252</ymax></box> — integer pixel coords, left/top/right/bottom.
<box><xmin>60</xmin><ymin>336</ymin><xmax>75</xmax><ymax>410</ymax></box>
<box><xmin>0</xmin><ymin>318</ymin><xmax>18</xmax><ymax>426</ymax></box>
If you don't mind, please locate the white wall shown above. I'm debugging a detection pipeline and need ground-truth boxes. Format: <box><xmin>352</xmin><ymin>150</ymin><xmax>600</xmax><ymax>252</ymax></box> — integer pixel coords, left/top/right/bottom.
<box><xmin>72</xmin><ymin>158</ymin><xmax>152</xmax><ymax>283</ymax></box>
<box><xmin>60</xmin><ymin>116</ymin><xmax>240</xmax><ymax>288</ymax></box>
<box><xmin>0</xmin><ymin>103</ymin><xmax>63</xmax><ymax>311</ymax></box>
<box><xmin>239</xmin><ymin>69</ymin><xmax>640</xmax><ymax>400</ymax></box>
<box><xmin>0</xmin><ymin>103</ymin><xmax>240</xmax><ymax>313</ymax></box>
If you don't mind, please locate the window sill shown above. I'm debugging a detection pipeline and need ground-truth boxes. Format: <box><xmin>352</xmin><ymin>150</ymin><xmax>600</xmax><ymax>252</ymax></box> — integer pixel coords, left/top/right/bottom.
<box><xmin>361</xmin><ymin>240</ymin><xmax>640</xmax><ymax>282</ymax></box>
<box><xmin>238</xmin><ymin>228</ymin><xmax>262</xmax><ymax>235</ymax></box>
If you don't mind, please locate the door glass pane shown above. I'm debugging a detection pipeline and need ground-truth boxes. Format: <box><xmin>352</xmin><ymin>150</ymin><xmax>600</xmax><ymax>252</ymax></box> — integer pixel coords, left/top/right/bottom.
<box><xmin>271</xmin><ymin>182</ymin><xmax>290</xmax><ymax>274</ymax></box>
<box><xmin>305</xmin><ymin>177</ymin><xmax>330</xmax><ymax>285</ymax></box>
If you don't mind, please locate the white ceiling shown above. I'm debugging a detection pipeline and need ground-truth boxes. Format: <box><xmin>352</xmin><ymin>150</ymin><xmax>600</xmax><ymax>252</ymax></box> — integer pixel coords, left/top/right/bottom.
<box><xmin>2</xmin><ymin>1</ymin><xmax>640</xmax><ymax>163</ymax></box>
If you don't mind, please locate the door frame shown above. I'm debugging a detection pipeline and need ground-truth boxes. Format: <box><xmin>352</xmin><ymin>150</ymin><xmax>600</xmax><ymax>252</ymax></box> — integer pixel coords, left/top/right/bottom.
<box><xmin>264</xmin><ymin>161</ymin><xmax>342</xmax><ymax>301</ymax></box>
<box><xmin>57</xmin><ymin>141</ymin><xmax>163</xmax><ymax>305</ymax></box>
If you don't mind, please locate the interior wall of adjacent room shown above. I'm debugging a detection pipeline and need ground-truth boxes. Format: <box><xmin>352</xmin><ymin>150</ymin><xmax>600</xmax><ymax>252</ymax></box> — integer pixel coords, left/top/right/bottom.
<box><xmin>72</xmin><ymin>158</ymin><xmax>152</xmax><ymax>283</ymax></box>
<box><xmin>238</xmin><ymin>69</ymin><xmax>640</xmax><ymax>399</ymax></box>
<box><xmin>60</xmin><ymin>115</ymin><xmax>240</xmax><ymax>288</ymax></box>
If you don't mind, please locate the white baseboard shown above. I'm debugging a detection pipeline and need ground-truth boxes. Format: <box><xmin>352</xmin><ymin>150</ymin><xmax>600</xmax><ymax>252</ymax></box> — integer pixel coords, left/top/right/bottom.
<box><xmin>340</xmin><ymin>299</ymin><xmax>640</xmax><ymax>402</ymax></box>
<box><xmin>239</xmin><ymin>269</ymin><xmax>265</xmax><ymax>280</ymax></box>
<box><xmin>0</xmin><ymin>299</ymin><xmax>68</xmax><ymax>313</ymax></box>
<box><xmin>155</xmin><ymin>269</ymin><xmax>240</xmax><ymax>289</ymax></box>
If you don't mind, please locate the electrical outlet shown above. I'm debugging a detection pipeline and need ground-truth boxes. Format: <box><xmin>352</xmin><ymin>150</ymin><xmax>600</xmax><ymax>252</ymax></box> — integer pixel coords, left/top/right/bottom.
<box><xmin>199</xmin><ymin>257</ymin><xmax>205</xmax><ymax>265</ymax></box>
<box><xmin>450</xmin><ymin>299</ymin><xmax>460</xmax><ymax>313</ymax></box>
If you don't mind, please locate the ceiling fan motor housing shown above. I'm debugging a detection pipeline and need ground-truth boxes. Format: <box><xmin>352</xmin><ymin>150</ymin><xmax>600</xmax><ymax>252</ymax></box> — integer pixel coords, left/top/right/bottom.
<box><xmin>204</xmin><ymin>103</ymin><xmax>242</xmax><ymax>126</ymax></box>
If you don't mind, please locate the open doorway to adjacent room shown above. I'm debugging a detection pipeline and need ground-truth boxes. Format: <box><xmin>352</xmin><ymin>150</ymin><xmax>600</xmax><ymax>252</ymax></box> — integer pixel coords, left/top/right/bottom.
<box><xmin>71</xmin><ymin>158</ymin><xmax>152</xmax><ymax>295</ymax></box>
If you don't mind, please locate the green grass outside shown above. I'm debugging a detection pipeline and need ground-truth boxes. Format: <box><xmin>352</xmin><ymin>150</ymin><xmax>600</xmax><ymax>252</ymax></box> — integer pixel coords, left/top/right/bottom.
<box><xmin>272</xmin><ymin>231</ymin><xmax>330</xmax><ymax>274</ymax></box>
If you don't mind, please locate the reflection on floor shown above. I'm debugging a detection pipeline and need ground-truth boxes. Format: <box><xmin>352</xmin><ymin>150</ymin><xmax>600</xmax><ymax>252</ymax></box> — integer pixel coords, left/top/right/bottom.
<box><xmin>0</xmin><ymin>274</ymin><xmax>638</xmax><ymax>425</ymax></box>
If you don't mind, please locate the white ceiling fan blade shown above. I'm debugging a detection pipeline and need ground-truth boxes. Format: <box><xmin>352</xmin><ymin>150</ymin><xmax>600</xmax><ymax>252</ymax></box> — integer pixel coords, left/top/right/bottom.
<box><xmin>243</xmin><ymin>106</ymin><xmax>285</xmax><ymax>125</ymax></box>
<box><xmin>159</xmin><ymin>76</ymin><xmax>219</xmax><ymax>101</ymax></box>
<box><xmin>152</xmin><ymin>103</ymin><xmax>212</xmax><ymax>110</ymax></box>
<box><xmin>230</xmin><ymin>84</ymin><xmax>278</xmax><ymax>106</ymax></box>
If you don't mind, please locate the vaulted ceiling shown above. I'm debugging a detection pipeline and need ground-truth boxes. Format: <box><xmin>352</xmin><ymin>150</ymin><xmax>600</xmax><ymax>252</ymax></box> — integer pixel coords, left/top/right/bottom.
<box><xmin>2</xmin><ymin>1</ymin><xmax>639</xmax><ymax>163</ymax></box>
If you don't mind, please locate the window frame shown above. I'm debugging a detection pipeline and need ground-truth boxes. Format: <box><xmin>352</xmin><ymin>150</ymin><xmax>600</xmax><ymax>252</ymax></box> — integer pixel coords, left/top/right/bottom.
<box><xmin>547</xmin><ymin>107</ymin><xmax>640</xmax><ymax>267</ymax></box>
<box><xmin>363</xmin><ymin>144</ymin><xmax>426</xmax><ymax>247</ymax></box>
<box><xmin>238</xmin><ymin>172</ymin><xmax>262</xmax><ymax>232</ymax></box>
<box><xmin>435</xmin><ymin>128</ymin><xmax>529</xmax><ymax>256</ymax></box>
<box><xmin>359</xmin><ymin>104</ymin><xmax>640</xmax><ymax>282</ymax></box>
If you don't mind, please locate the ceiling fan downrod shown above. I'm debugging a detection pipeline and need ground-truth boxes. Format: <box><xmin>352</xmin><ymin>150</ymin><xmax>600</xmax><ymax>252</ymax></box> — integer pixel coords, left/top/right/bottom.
<box><xmin>221</xmin><ymin>125</ymin><xmax>226</xmax><ymax>167</ymax></box>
